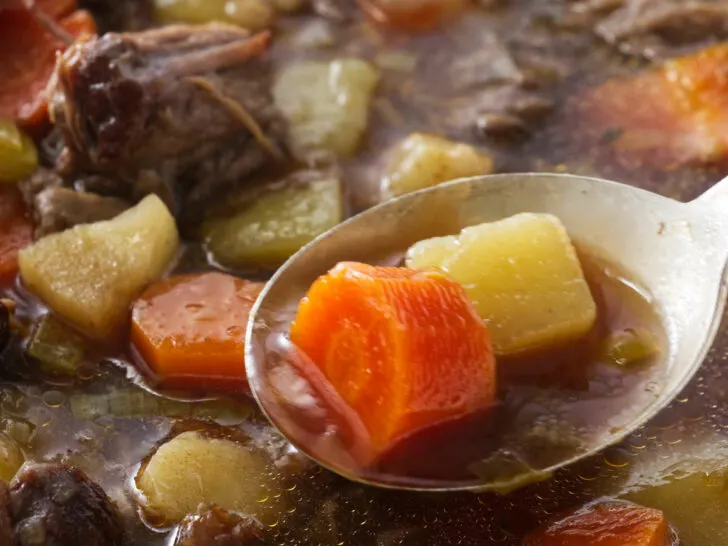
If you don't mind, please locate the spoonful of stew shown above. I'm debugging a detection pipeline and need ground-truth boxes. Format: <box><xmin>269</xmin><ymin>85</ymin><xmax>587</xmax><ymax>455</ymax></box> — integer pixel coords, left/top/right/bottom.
<box><xmin>245</xmin><ymin>172</ymin><xmax>728</xmax><ymax>492</ymax></box>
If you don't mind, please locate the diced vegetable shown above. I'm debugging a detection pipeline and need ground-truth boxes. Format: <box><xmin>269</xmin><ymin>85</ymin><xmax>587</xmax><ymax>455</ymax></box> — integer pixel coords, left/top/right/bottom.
<box><xmin>69</xmin><ymin>388</ymin><xmax>252</xmax><ymax>424</ymax></box>
<box><xmin>523</xmin><ymin>502</ymin><xmax>669</xmax><ymax>546</ymax></box>
<box><xmin>2</xmin><ymin>418</ymin><xmax>35</xmax><ymax>448</ymax></box>
<box><xmin>406</xmin><ymin>213</ymin><xmax>597</xmax><ymax>356</ymax></box>
<box><xmin>576</xmin><ymin>43</ymin><xmax>728</xmax><ymax>168</ymax></box>
<box><xmin>0</xmin><ymin>186</ymin><xmax>33</xmax><ymax>284</ymax></box>
<box><xmin>27</xmin><ymin>314</ymin><xmax>87</xmax><ymax>376</ymax></box>
<box><xmin>19</xmin><ymin>195</ymin><xmax>179</xmax><ymax>339</ymax></box>
<box><xmin>626</xmin><ymin>468</ymin><xmax>728</xmax><ymax>546</ymax></box>
<box><xmin>0</xmin><ymin>6</ymin><xmax>96</xmax><ymax>133</ymax></box>
<box><xmin>290</xmin><ymin>262</ymin><xmax>496</xmax><ymax>464</ymax></box>
<box><xmin>136</xmin><ymin>431</ymin><xmax>284</xmax><ymax>523</ymax></box>
<box><xmin>131</xmin><ymin>272</ymin><xmax>262</xmax><ymax>392</ymax></box>
<box><xmin>359</xmin><ymin>0</ymin><xmax>466</xmax><ymax>32</ymax></box>
<box><xmin>380</xmin><ymin>133</ymin><xmax>493</xmax><ymax>200</ymax></box>
<box><xmin>273</xmin><ymin>59</ymin><xmax>379</xmax><ymax>157</ymax></box>
<box><xmin>154</xmin><ymin>0</ymin><xmax>275</xmax><ymax>31</ymax></box>
<box><xmin>0</xmin><ymin>120</ymin><xmax>38</xmax><ymax>182</ymax></box>
<box><xmin>0</xmin><ymin>432</ymin><xmax>24</xmax><ymax>483</ymax></box>
<box><xmin>202</xmin><ymin>173</ymin><xmax>343</xmax><ymax>269</ymax></box>
<box><xmin>601</xmin><ymin>328</ymin><xmax>660</xmax><ymax>368</ymax></box>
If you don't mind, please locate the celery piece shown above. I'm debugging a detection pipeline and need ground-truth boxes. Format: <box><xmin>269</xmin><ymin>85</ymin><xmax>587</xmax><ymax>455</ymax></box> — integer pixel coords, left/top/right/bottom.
<box><xmin>0</xmin><ymin>119</ymin><xmax>38</xmax><ymax>182</ymax></box>
<box><xmin>27</xmin><ymin>315</ymin><xmax>86</xmax><ymax>376</ymax></box>
<box><xmin>601</xmin><ymin>328</ymin><xmax>660</xmax><ymax>368</ymax></box>
<box><xmin>203</xmin><ymin>174</ymin><xmax>342</xmax><ymax>270</ymax></box>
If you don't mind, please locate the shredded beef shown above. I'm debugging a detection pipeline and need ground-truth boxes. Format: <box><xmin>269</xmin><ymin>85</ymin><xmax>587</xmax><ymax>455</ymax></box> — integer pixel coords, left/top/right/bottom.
<box><xmin>30</xmin><ymin>23</ymin><xmax>287</xmax><ymax>236</ymax></box>
<box><xmin>9</xmin><ymin>463</ymin><xmax>127</xmax><ymax>546</ymax></box>
<box><xmin>572</xmin><ymin>0</ymin><xmax>728</xmax><ymax>59</ymax></box>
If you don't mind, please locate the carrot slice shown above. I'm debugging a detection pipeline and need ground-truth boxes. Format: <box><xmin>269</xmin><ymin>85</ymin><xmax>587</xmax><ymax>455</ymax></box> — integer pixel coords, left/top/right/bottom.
<box><xmin>523</xmin><ymin>502</ymin><xmax>670</xmax><ymax>546</ymax></box>
<box><xmin>358</xmin><ymin>0</ymin><xmax>466</xmax><ymax>32</ymax></box>
<box><xmin>575</xmin><ymin>43</ymin><xmax>728</xmax><ymax>169</ymax></box>
<box><xmin>130</xmin><ymin>273</ymin><xmax>263</xmax><ymax>393</ymax></box>
<box><xmin>0</xmin><ymin>186</ymin><xmax>33</xmax><ymax>285</ymax></box>
<box><xmin>0</xmin><ymin>7</ymin><xmax>96</xmax><ymax>134</ymax></box>
<box><xmin>290</xmin><ymin>262</ymin><xmax>496</xmax><ymax>462</ymax></box>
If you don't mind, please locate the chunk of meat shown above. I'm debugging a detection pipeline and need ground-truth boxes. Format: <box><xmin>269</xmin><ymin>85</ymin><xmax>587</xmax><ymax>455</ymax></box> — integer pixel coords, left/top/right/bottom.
<box><xmin>44</xmin><ymin>23</ymin><xmax>287</xmax><ymax>227</ymax></box>
<box><xmin>9</xmin><ymin>463</ymin><xmax>127</xmax><ymax>546</ymax></box>
<box><xmin>0</xmin><ymin>481</ymin><xmax>14</xmax><ymax>546</ymax></box>
<box><xmin>174</xmin><ymin>504</ymin><xmax>267</xmax><ymax>546</ymax></box>
<box><xmin>523</xmin><ymin>501</ymin><xmax>670</xmax><ymax>546</ymax></box>
<box><xmin>574</xmin><ymin>43</ymin><xmax>728</xmax><ymax>169</ymax></box>
<box><xmin>418</xmin><ymin>26</ymin><xmax>555</xmax><ymax>141</ymax></box>
<box><xmin>574</xmin><ymin>0</ymin><xmax>728</xmax><ymax>60</ymax></box>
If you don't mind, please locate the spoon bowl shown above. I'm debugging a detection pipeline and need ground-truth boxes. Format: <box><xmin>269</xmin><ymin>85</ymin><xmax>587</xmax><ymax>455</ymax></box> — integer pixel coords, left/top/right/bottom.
<box><xmin>246</xmin><ymin>172</ymin><xmax>728</xmax><ymax>492</ymax></box>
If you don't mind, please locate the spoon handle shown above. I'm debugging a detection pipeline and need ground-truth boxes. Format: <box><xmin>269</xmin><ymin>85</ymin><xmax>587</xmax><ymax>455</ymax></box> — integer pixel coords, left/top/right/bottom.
<box><xmin>691</xmin><ymin>176</ymin><xmax>728</xmax><ymax>214</ymax></box>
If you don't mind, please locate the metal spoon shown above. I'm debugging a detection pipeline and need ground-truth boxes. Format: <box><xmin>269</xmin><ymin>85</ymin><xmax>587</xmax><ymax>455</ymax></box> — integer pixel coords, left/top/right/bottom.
<box><xmin>245</xmin><ymin>172</ymin><xmax>728</xmax><ymax>492</ymax></box>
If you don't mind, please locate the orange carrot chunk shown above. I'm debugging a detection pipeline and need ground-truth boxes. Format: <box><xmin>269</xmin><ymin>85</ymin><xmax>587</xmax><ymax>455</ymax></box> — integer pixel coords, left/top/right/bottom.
<box><xmin>290</xmin><ymin>262</ymin><xmax>496</xmax><ymax>463</ymax></box>
<box><xmin>523</xmin><ymin>502</ymin><xmax>670</xmax><ymax>546</ymax></box>
<box><xmin>576</xmin><ymin>43</ymin><xmax>728</xmax><ymax>169</ymax></box>
<box><xmin>358</xmin><ymin>0</ymin><xmax>466</xmax><ymax>32</ymax></box>
<box><xmin>0</xmin><ymin>6</ymin><xmax>96</xmax><ymax>134</ymax></box>
<box><xmin>0</xmin><ymin>186</ymin><xmax>33</xmax><ymax>285</ymax></box>
<box><xmin>131</xmin><ymin>272</ymin><xmax>263</xmax><ymax>393</ymax></box>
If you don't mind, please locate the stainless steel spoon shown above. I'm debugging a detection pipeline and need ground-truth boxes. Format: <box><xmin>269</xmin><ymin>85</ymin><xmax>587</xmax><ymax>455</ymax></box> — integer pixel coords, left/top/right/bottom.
<box><xmin>245</xmin><ymin>172</ymin><xmax>728</xmax><ymax>492</ymax></box>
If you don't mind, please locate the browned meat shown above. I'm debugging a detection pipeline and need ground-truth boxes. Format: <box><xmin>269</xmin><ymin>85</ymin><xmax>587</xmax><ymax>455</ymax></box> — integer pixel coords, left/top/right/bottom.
<box><xmin>574</xmin><ymin>0</ymin><xmax>728</xmax><ymax>59</ymax></box>
<box><xmin>9</xmin><ymin>463</ymin><xmax>127</xmax><ymax>546</ymax></box>
<box><xmin>174</xmin><ymin>504</ymin><xmax>267</xmax><ymax>546</ymax></box>
<box><xmin>33</xmin><ymin>187</ymin><xmax>129</xmax><ymax>237</ymax></box>
<box><xmin>20</xmin><ymin>168</ymin><xmax>130</xmax><ymax>238</ymax></box>
<box><xmin>0</xmin><ymin>481</ymin><xmax>15</xmax><ymax>546</ymax></box>
<box><xmin>421</xmin><ymin>27</ymin><xmax>555</xmax><ymax>142</ymax></box>
<box><xmin>41</xmin><ymin>23</ymin><xmax>287</xmax><ymax>230</ymax></box>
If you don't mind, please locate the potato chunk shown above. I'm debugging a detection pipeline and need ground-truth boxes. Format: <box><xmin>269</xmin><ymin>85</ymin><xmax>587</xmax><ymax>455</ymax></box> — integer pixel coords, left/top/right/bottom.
<box><xmin>155</xmin><ymin>0</ymin><xmax>276</xmax><ymax>31</ymax></box>
<box><xmin>381</xmin><ymin>133</ymin><xmax>493</xmax><ymax>200</ymax></box>
<box><xmin>136</xmin><ymin>431</ymin><xmax>284</xmax><ymax>523</ymax></box>
<box><xmin>202</xmin><ymin>172</ymin><xmax>342</xmax><ymax>269</ymax></box>
<box><xmin>273</xmin><ymin>59</ymin><xmax>379</xmax><ymax>157</ymax></box>
<box><xmin>19</xmin><ymin>196</ymin><xmax>179</xmax><ymax>339</ymax></box>
<box><xmin>406</xmin><ymin>213</ymin><xmax>596</xmax><ymax>355</ymax></box>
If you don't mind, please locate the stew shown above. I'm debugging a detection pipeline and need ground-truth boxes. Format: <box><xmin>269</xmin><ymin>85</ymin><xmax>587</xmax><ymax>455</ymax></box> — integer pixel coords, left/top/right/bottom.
<box><xmin>1</xmin><ymin>0</ymin><xmax>727</xmax><ymax>544</ymax></box>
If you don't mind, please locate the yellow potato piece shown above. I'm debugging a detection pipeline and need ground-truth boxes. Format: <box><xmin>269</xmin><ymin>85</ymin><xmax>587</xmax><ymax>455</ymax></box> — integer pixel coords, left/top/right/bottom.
<box><xmin>273</xmin><ymin>59</ymin><xmax>379</xmax><ymax>157</ymax></box>
<box><xmin>136</xmin><ymin>431</ymin><xmax>284</xmax><ymax>523</ymax></box>
<box><xmin>381</xmin><ymin>133</ymin><xmax>494</xmax><ymax>200</ymax></box>
<box><xmin>19</xmin><ymin>195</ymin><xmax>179</xmax><ymax>339</ymax></box>
<box><xmin>406</xmin><ymin>213</ymin><xmax>597</xmax><ymax>355</ymax></box>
